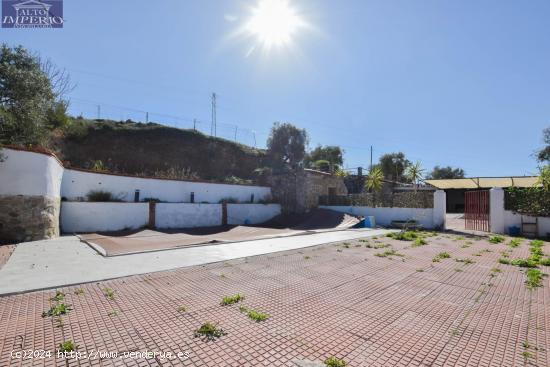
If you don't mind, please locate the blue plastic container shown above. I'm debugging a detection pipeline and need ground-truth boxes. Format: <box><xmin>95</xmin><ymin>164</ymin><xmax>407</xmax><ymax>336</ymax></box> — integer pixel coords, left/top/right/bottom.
<box><xmin>508</xmin><ymin>226</ymin><xmax>520</xmax><ymax>236</ymax></box>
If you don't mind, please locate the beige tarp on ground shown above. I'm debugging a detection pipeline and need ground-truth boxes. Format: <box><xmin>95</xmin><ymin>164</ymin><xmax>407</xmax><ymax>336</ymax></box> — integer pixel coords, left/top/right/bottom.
<box><xmin>79</xmin><ymin>209</ymin><xmax>360</xmax><ymax>256</ymax></box>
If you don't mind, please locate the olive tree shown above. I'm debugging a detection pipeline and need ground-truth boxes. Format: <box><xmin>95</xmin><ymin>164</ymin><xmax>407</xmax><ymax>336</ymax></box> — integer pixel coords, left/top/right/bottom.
<box><xmin>266</xmin><ymin>122</ymin><xmax>308</xmax><ymax>171</ymax></box>
<box><xmin>0</xmin><ymin>44</ymin><xmax>71</xmax><ymax>145</ymax></box>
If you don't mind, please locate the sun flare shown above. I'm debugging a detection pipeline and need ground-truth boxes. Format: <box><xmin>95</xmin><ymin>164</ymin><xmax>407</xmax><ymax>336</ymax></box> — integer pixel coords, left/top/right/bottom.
<box><xmin>245</xmin><ymin>0</ymin><xmax>305</xmax><ymax>51</ymax></box>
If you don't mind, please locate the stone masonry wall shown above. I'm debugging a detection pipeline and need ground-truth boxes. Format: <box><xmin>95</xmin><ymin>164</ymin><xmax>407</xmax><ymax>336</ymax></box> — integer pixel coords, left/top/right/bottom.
<box><xmin>270</xmin><ymin>169</ymin><xmax>348</xmax><ymax>214</ymax></box>
<box><xmin>302</xmin><ymin>170</ymin><xmax>348</xmax><ymax>211</ymax></box>
<box><xmin>0</xmin><ymin>196</ymin><xmax>60</xmax><ymax>242</ymax></box>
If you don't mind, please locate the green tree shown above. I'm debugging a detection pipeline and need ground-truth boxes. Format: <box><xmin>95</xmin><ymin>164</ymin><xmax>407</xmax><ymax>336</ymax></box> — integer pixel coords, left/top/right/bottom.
<box><xmin>0</xmin><ymin>44</ymin><xmax>71</xmax><ymax>146</ymax></box>
<box><xmin>406</xmin><ymin>161</ymin><xmax>425</xmax><ymax>191</ymax></box>
<box><xmin>538</xmin><ymin>165</ymin><xmax>550</xmax><ymax>192</ymax></box>
<box><xmin>537</xmin><ymin>127</ymin><xmax>550</xmax><ymax>163</ymax></box>
<box><xmin>46</xmin><ymin>100</ymin><xmax>70</xmax><ymax>130</ymax></box>
<box><xmin>266</xmin><ymin>122</ymin><xmax>308</xmax><ymax>171</ymax></box>
<box><xmin>427</xmin><ymin>165</ymin><xmax>465</xmax><ymax>179</ymax></box>
<box><xmin>304</xmin><ymin>145</ymin><xmax>344</xmax><ymax>172</ymax></box>
<box><xmin>378</xmin><ymin>152</ymin><xmax>411</xmax><ymax>182</ymax></box>
<box><xmin>364</xmin><ymin>166</ymin><xmax>384</xmax><ymax>206</ymax></box>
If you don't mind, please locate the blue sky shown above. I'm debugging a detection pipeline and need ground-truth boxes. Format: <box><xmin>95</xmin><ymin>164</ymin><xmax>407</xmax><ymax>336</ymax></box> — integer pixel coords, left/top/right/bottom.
<box><xmin>2</xmin><ymin>0</ymin><xmax>549</xmax><ymax>177</ymax></box>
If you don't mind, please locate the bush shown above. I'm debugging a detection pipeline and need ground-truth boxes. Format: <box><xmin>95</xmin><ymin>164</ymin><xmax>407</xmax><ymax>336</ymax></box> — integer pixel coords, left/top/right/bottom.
<box><xmin>506</xmin><ymin>187</ymin><xmax>550</xmax><ymax>217</ymax></box>
<box><xmin>86</xmin><ymin>190</ymin><xmax>121</xmax><ymax>202</ymax></box>
<box><xmin>219</xmin><ymin>197</ymin><xmax>239</xmax><ymax>204</ymax></box>
<box><xmin>63</xmin><ymin>118</ymin><xmax>89</xmax><ymax>140</ymax></box>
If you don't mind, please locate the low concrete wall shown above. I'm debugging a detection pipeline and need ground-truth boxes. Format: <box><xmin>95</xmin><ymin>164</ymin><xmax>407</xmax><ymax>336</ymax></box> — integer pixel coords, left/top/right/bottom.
<box><xmin>62</xmin><ymin>169</ymin><xmax>271</xmax><ymax>204</ymax></box>
<box><xmin>227</xmin><ymin>204</ymin><xmax>281</xmax><ymax>225</ymax></box>
<box><xmin>61</xmin><ymin>202</ymin><xmax>149</xmax><ymax>233</ymax></box>
<box><xmin>321</xmin><ymin>205</ymin><xmax>436</xmax><ymax>229</ymax></box>
<box><xmin>504</xmin><ymin>211</ymin><xmax>550</xmax><ymax>238</ymax></box>
<box><xmin>156</xmin><ymin>203</ymin><xmax>222</xmax><ymax>229</ymax></box>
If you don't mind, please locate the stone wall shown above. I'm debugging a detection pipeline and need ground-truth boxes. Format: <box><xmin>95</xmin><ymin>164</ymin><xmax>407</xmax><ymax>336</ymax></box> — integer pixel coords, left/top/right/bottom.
<box><xmin>270</xmin><ymin>169</ymin><xmax>348</xmax><ymax>214</ymax></box>
<box><xmin>302</xmin><ymin>170</ymin><xmax>348</xmax><ymax>211</ymax></box>
<box><xmin>0</xmin><ymin>195</ymin><xmax>60</xmax><ymax>242</ymax></box>
<box><xmin>320</xmin><ymin>191</ymin><xmax>434</xmax><ymax>208</ymax></box>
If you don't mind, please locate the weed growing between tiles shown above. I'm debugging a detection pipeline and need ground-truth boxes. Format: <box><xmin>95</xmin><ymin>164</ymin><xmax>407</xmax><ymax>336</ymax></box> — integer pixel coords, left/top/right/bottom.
<box><xmin>194</xmin><ymin>322</ymin><xmax>226</xmax><ymax>341</ymax></box>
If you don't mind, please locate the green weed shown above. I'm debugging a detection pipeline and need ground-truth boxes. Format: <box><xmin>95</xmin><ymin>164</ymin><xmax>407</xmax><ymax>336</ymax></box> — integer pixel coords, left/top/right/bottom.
<box><xmin>455</xmin><ymin>258</ymin><xmax>474</xmax><ymax>265</ymax></box>
<box><xmin>374</xmin><ymin>249</ymin><xmax>404</xmax><ymax>258</ymax></box>
<box><xmin>194</xmin><ymin>322</ymin><xmax>226</xmax><ymax>341</ymax></box>
<box><xmin>508</xmin><ymin>238</ymin><xmax>522</xmax><ymax>248</ymax></box>
<box><xmin>324</xmin><ymin>356</ymin><xmax>347</xmax><ymax>367</ymax></box>
<box><xmin>525</xmin><ymin>269</ymin><xmax>546</xmax><ymax>289</ymax></box>
<box><xmin>103</xmin><ymin>288</ymin><xmax>115</xmax><ymax>300</ymax></box>
<box><xmin>387</xmin><ymin>231</ymin><xmax>418</xmax><ymax>241</ymax></box>
<box><xmin>433</xmin><ymin>252</ymin><xmax>451</xmax><ymax>262</ymax></box>
<box><xmin>42</xmin><ymin>303</ymin><xmax>72</xmax><ymax>318</ymax></box>
<box><xmin>220</xmin><ymin>294</ymin><xmax>245</xmax><ymax>306</ymax></box>
<box><xmin>50</xmin><ymin>290</ymin><xmax>65</xmax><ymax>302</ymax></box>
<box><xmin>58</xmin><ymin>340</ymin><xmax>77</xmax><ymax>353</ymax></box>
<box><xmin>412</xmin><ymin>238</ymin><xmax>427</xmax><ymax>247</ymax></box>
<box><xmin>239</xmin><ymin>307</ymin><xmax>270</xmax><ymax>322</ymax></box>
<box><xmin>489</xmin><ymin>235</ymin><xmax>505</xmax><ymax>244</ymax></box>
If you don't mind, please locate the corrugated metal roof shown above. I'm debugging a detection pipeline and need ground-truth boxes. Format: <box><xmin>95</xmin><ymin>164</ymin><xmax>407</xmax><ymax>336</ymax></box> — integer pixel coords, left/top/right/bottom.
<box><xmin>425</xmin><ymin>176</ymin><xmax>539</xmax><ymax>189</ymax></box>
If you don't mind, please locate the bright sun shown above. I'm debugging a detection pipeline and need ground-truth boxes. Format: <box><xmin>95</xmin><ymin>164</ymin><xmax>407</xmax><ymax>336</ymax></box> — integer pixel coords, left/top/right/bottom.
<box><xmin>245</xmin><ymin>0</ymin><xmax>305</xmax><ymax>51</ymax></box>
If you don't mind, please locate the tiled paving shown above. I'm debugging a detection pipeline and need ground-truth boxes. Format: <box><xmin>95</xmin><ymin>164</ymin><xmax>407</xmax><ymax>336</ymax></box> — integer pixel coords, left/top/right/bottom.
<box><xmin>0</xmin><ymin>233</ymin><xmax>549</xmax><ymax>366</ymax></box>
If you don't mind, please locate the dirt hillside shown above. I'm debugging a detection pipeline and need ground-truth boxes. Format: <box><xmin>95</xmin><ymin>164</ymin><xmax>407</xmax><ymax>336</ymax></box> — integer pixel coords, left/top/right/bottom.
<box><xmin>53</xmin><ymin>119</ymin><xmax>267</xmax><ymax>182</ymax></box>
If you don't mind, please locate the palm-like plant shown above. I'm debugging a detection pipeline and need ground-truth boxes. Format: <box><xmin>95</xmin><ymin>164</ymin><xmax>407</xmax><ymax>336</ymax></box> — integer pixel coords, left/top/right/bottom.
<box><xmin>365</xmin><ymin>166</ymin><xmax>384</xmax><ymax>206</ymax></box>
<box><xmin>406</xmin><ymin>161</ymin><xmax>425</xmax><ymax>192</ymax></box>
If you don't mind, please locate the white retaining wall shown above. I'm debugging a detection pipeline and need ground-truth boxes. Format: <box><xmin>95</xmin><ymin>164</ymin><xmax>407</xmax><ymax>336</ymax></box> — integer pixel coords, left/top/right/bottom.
<box><xmin>227</xmin><ymin>204</ymin><xmax>281</xmax><ymax>225</ymax></box>
<box><xmin>61</xmin><ymin>202</ymin><xmax>149</xmax><ymax>233</ymax></box>
<box><xmin>321</xmin><ymin>206</ymin><xmax>436</xmax><ymax>229</ymax></box>
<box><xmin>0</xmin><ymin>148</ymin><xmax>64</xmax><ymax>197</ymax></box>
<box><xmin>320</xmin><ymin>190</ymin><xmax>446</xmax><ymax>230</ymax></box>
<box><xmin>156</xmin><ymin>203</ymin><xmax>222</xmax><ymax>228</ymax></box>
<box><xmin>503</xmin><ymin>211</ymin><xmax>550</xmax><ymax>237</ymax></box>
<box><xmin>489</xmin><ymin>187</ymin><xmax>550</xmax><ymax>237</ymax></box>
<box><xmin>61</xmin><ymin>169</ymin><xmax>271</xmax><ymax>203</ymax></box>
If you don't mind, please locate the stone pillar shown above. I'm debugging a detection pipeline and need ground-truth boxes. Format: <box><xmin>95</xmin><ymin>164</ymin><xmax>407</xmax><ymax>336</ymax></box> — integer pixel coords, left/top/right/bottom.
<box><xmin>0</xmin><ymin>195</ymin><xmax>60</xmax><ymax>242</ymax></box>
<box><xmin>0</xmin><ymin>148</ymin><xmax>64</xmax><ymax>243</ymax></box>
<box><xmin>489</xmin><ymin>188</ymin><xmax>505</xmax><ymax>234</ymax></box>
<box><xmin>433</xmin><ymin>190</ymin><xmax>446</xmax><ymax>230</ymax></box>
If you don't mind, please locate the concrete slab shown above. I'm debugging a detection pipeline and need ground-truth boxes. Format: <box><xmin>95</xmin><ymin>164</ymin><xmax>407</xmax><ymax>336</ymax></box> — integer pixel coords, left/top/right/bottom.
<box><xmin>0</xmin><ymin>228</ymin><xmax>391</xmax><ymax>295</ymax></box>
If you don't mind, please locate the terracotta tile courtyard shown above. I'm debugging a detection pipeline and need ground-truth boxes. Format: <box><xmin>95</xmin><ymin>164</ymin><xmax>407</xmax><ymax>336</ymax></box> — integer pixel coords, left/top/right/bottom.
<box><xmin>0</xmin><ymin>232</ymin><xmax>549</xmax><ymax>366</ymax></box>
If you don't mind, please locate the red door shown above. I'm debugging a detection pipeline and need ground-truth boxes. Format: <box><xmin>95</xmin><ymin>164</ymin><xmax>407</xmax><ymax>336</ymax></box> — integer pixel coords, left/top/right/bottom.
<box><xmin>464</xmin><ymin>190</ymin><xmax>490</xmax><ymax>232</ymax></box>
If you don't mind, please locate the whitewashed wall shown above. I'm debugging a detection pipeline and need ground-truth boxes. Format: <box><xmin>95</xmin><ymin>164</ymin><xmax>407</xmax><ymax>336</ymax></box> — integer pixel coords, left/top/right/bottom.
<box><xmin>156</xmin><ymin>203</ymin><xmax>222</xmax><ymax>228</ymax></box>
<box><xmin>321</xmin><ymin>206</ymin><xmax>436</xmax><ymax>229</ymax></box>
<box><xmin>61</xmin><ymin>202</ymin><xmax>149</xmax><ymax>233</ymax></box>
<box><xmin>0</xmin><ymin>148</ymin><xmax>64</xmax><ymax>197</ymax></box>
<box><xmin>227</xmin><ymin>204</ymin><xmax>281</xmax><ymax>225</ymax></box>
<box><xmin>61</xmin><ymin>169</ymin><xmax>271</xmax><ymax>203</ymax></box>
<box><xmin>320</xmin><ymin>191</ymin><xmax>446</xmax><ymax>230</ymax></box>
<box><xmin>504</xmin><ymin>211</ymin><xmax>550</xmax><ymax>237</ymax></box>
